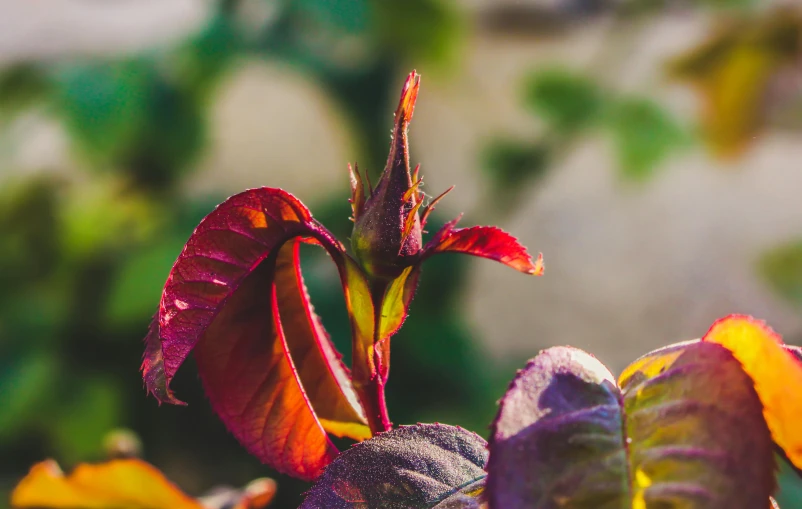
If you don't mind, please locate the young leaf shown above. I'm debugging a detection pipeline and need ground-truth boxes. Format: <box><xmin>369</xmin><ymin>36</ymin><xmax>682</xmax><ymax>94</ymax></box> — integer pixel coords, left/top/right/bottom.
<box><xmin>141</xmin><ymin>188</ymin><xmax>368</xmax><ymax>480</ymax></box>
<box><xmin>11</xmin><ymin>459</ymin><xmax>204</xmax><ymax>509</ymax></box>
<box><xmin>701</xmin><ymin>315</ymin><xmax>802</xmax><ymax>471</ymax></box>
<box><xmin>378</xmin><ymin>265</ymin><xmax>422</xmax><ymax>341</ymax></box>
<box><xmin>488</xmin><ymin>344</ymin><xmax>774</xmax><ymax>509</ymax></box>
<box><xmin>142</xmin><ymin>70</ymin><xmax>544</xmax><ymax>468</ymax></box>
<box><xmin>423</xmin><ymin>217</ymin><xmax>544</xmax><ymax>276</ymax></box>
<box><xmin>300</xmin><ymin>423</ymin><xmax>488</xmax><ymax>509</ymax></box>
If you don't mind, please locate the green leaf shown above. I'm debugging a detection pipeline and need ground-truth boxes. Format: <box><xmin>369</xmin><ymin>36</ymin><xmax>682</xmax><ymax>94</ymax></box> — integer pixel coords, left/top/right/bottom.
<box><xmin>607</xmin><ymin>97</ymin><xmax>686</xmax><ymax>180</ymax></box>
<box><xmin>487</xmin><ymin>344</ymin><xmax>775</xmax><ymax>508</ymax></box>
<box><xmin>759</xmin><ymin>240</ymin><xmax>802</xmax><ymax>306</ymax></box>
<box><xmin>301</xmin><ymin>423</ymin><xmax>487</xmax><ymax>508</ymax></box>
<box><xmin>524</xmin><ymin>69</ymin><xmax>603</xmax><ymax>133</ymax></box>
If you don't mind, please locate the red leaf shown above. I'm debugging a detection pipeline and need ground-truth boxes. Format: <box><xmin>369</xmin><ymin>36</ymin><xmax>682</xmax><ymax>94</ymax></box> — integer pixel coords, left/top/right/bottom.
<box><xmin>423</xmin><ymin>216</ymin><xmax>544</xmax><ymax>275</ymax></box>
<box><xmin>274</xmin><ymin>240</ymin><xmax>368</xmax><ymax>441</ymax></box>
<box><xmin>141</xmin><ymin>188</ymin><xmax>367</xmax><ymax>480</ymax></box>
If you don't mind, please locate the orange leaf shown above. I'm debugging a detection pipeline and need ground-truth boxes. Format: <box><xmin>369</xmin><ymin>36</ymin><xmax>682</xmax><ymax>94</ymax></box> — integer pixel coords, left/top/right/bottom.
<box><xmin>11</xmin><ymin>459</ymin><xmax>203</xmax><ymax>509</ymax></box>
<box><xmin>702</xmin><ymin>314</ymin><xmax>802</xmax><ymax>469</ymax></box>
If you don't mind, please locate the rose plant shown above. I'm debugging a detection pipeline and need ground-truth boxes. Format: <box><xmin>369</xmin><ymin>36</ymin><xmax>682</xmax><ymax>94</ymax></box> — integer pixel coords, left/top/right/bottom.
<box><xmin>12</xmin><ymin>72</ymin><xmax>802</xmax><ymax>509</ymax></box>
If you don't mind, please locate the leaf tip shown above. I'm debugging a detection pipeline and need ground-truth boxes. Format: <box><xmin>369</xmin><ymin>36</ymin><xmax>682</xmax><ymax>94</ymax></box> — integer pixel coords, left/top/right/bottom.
<box><xmin>529</xmin><ymin>252</ymin><xmax>544</xmax><ymax>275</ymax></box>
<box><xmin>397</xmin><ymin>70</ymin><xmax>421</xmax><ymax>124</ymax></box>
<box><xmin>703</xmin><ymin>314</ymin><xmax>782</xmax><ymax>346</ymax></box>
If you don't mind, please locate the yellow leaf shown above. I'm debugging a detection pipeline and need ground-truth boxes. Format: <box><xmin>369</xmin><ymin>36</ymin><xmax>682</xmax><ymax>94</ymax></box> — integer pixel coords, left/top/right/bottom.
<box><xmin>669</xmin><ymin>9</ymin><xmax>802</xmax><ymax>157</ymax></box>
<box><xmin>702</xmin><ymin>314</ymin><xmax>802</xmax><ymax>469</ymax></box>
<box><xmin>11</xmin><ymin>458</ymin><xmax>203</xmax><ymax>509</ymax></box>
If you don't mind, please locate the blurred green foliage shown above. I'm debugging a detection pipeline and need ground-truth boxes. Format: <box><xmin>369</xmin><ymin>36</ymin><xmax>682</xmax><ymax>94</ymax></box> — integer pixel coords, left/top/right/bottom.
<box><xmin>607</xmin><ymin>97</ymin><xmax>687</xmax><ymax>180</ymax></box>
<box><xmin>482</xmin><ymin>69</ymin><xmax>688</xmax><ymax>208</ymax></box>
<box><xmin>526</xmin><ymin>69</ymin><xmax>604</xmax><ymax>134</ymax></box>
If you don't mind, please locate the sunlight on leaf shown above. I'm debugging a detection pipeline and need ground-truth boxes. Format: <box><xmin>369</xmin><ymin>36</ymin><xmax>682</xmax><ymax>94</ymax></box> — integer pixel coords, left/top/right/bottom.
<box><xmin>702</xmin><ymin>315</ymin><xmax>802</xmax><ymax>470</ymax></box>
<box><xmin>11</xmin><ymin>459</ymin><xmax>204</xmax><ymax>509</ymax></box>
<box><xmin>424</xmin><ymin>218</ymin><xmax>543</xmax><ymax>275</ymax></box>
<box><xmin>488</xmin><ymin>344</ymin><xmax>774</xmax><ymax>508</ymax></box>
<box><xmin>141</xmin><ymin>188</ymin><xmax>368</xmax><ymax>480</ymax></box>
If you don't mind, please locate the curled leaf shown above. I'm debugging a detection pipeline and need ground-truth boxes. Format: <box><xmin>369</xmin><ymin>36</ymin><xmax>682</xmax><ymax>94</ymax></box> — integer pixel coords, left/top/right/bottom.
<box><xmin>488</xmin><ymin>344</ymin><xmax>774</xmax><ymax>509</ymax></box>
<box><xmin>301</xmin><ymin>423</ymin><xmax>488</xmax><ymax>509</ymax></box>
<box><xmin>141</xmin><ymin>188</ymin><xmax>368</xmax><ymax>480</ymax></box>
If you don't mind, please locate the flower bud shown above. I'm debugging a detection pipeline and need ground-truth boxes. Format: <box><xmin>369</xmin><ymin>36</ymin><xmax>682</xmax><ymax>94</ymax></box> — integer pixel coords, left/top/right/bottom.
<box><xmin>351</xmin><ymin>72</ymin><xmax>424</xmax><ymax>280</ymax></box>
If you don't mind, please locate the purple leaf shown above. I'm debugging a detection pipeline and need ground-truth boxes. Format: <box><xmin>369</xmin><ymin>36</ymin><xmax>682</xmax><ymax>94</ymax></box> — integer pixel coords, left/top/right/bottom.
<box><xmin>301</xmin><ymin>423</ymin><xmax>487</xmax><ymax>509</ymax></box>
<box><xmin>487</xmin><ymin>343</ymin><xmax>775</xmax><ymax>509</ymax></box>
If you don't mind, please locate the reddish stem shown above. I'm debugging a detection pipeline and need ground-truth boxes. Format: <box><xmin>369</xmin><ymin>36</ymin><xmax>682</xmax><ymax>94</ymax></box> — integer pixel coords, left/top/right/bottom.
<box><xmin>356</xmin><ymin>373</ymin><xmax>392</xmax><ymax>435</ymax></box>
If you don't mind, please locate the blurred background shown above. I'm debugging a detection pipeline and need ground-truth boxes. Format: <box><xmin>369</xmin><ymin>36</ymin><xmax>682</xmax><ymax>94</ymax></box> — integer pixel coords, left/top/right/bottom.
<box><xmin>2</xmin><ymin>0</ymin><xmax>802</xmax><ymax>507</ymax></box>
